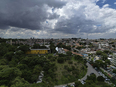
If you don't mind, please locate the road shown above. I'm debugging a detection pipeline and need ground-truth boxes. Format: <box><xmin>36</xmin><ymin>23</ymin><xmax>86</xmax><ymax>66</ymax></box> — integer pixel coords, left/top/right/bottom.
<box><xmin>54</xmin><ymin>62</ymin><xmax>100</xmax><ymax>87</ymax></box>
<box><xmin>80</xmin><ymin>62</ymin><xmax>100</xmax><ymax>81</ymax></box>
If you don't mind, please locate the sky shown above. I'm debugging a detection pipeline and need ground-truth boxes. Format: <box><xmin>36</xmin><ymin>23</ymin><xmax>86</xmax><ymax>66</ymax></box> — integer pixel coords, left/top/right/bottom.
<box><xmin>0</xmin><ymin>0</ymin><xmax>116</xmax><ymax>39</ymax></box>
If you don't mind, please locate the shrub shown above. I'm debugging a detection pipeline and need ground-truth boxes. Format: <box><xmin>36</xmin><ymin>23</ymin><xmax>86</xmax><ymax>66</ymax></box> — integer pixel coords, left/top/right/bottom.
<box><xmin>68</xmin><ymin>60</ymin><xmax>73</xmax><ymax>64</ymax></box>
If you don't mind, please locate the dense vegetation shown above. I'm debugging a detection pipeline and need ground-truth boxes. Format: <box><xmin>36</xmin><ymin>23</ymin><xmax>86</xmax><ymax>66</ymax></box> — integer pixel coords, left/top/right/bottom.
<box><xmin>74</xmin><ymin>73</ymin><xmax>114</xmax><ymax>87</ymax></box>
<box><xmin>0</xmin><ymin>40</ymin><xmax>114</xmax><ymax>87</ymax></box>
<box><xmin>0</xmin><ymin>42</ymin><xmax>87</xmax><ymax>87</ymax></box>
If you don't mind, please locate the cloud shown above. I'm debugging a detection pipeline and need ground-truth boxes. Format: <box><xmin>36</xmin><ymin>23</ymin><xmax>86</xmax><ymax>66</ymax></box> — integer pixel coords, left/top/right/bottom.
<box><xmin>102</xmin><ymin>4</ymin><xmax>109</xmax><ymax>8</ymax></box>
<box><xmin>114</xmin><ymin>2</ymin><xmax>116</xmax><ymax>4</ymax></box>
<box><xmin>52</xmin><ymin>0</ymin><xmax>116</xmax><ymax>35</ymax></box>
<box><xmin>0</xmin><ymin>0</ymin><xmax>66</xmax><ymax>30</ymax></box>
<box><xmin>1</xmin><ymin>0</ymin><xmax>116</xmax><ymax>39</ymax></box>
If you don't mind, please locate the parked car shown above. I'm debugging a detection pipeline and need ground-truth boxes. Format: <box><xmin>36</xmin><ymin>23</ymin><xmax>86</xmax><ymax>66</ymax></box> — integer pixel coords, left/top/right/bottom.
<box><xmin>81</xmin><ymin>80</ymin><xmax>86</xmax><ymax>84</ymax></box>
<box><xmin>105</xmin><ymin>79</ymin><xmax>110</xmax><ymax>81</ymax></box>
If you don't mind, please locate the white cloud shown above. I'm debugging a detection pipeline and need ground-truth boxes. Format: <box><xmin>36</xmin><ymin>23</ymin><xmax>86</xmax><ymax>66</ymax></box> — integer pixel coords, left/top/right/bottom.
<box><xmin>51</xmin><ymin>0</ymin><xmax>116</xmax><ymax>38</ymax></box>
<box><xmin>102</xmin><ymin>4</ymin><xmax>109</xmax><ymax>8</ymax></box>
<box><xmin>114</xmin><ymin>2</ymin><xmax>116</xmax><ymax>4</ymax></box>
<box><xmin>1</xmin><ymin>0</ymin><xmax>116</xmax><ymax>39</ymax></box>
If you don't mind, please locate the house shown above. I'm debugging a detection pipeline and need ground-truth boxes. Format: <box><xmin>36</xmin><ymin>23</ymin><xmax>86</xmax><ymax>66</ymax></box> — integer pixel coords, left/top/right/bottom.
<box><xmin>26</xmin><ymin>49</ymin><xmax>50</xmax><ymax>54</ymax></box>
<box><xmin>112</xmin><ymin>53</ymin><xmax>116</xmax><ymax>66</ymax></box>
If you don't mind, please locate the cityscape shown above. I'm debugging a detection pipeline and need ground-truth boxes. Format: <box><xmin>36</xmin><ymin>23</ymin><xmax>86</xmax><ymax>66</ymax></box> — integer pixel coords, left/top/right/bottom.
<box><xmin>0</xmin><ymin>37</ymin><xmax>116</xmax><ymax>87</ymax></box>
<box><xmin>0</xmin><ymin>0</ymin><xmax>116</xmax><ymax>87</ymax></box>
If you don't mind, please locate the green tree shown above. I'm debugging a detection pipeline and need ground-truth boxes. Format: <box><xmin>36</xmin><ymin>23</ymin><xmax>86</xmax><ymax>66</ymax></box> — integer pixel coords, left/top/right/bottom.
<box><xmin>74</xmin><ymin>55</ymin><xmax>83</xmax><ymax>61</ymax></box>
<box><xmin>18</xmin><ymin>45</ymin><xmax>30</xmax><ymax>53</ymax></box>
<box><xmin>21</xmin><ymin>70</ymin><xmax>32</xmax><ymax>83</ymax></box>
<box><xmin>112</xmin><ymin>45</ymin><xmax>115</xmax><ymax>48</ymax></box>
<box><xmin>66</xmin><ymin>51</ymin><xmax>72</xmax><ymax>56</ymax></box>
<box><xmin>0</xmin><ymin>59</ymin><xmax>8</xmax><ymax>65</ymax></box>
<box><xmin>0</xmin><ymin>44</ymin><xmax>8</xmax><ymax>57</ymax></box>
<box><xmin>86</xmin><ymin>80</ymin><xmax>93</xmax><ymax>85</ymax></box>
<box><xmin>0</xmin><ymin>67</ymin><xmax>22</xmax><ymax>86</ymax></box>
<box><xmin>3</xmin><ymin>52</ymin><xmax>14</xmax><ymax>61</ymax></box>
<box><xmin>57</xmin><ymin>57</ymin><xmax>65</xmax><ymax>63</ymax></box>
<box><xmin>103</xmin><ymin>50</ymin><xmax>111</xmax><ymax>54</ymax></box>
<box><xmin>95</xmin><ymin>60</ymin><xmax>104</xmax><ymax>68</ymax></box>
<box><xmin>47</xmin><ymin>54</ymin><xmax>53</xmax><ymax>59</ymax></box>
<box><xmin>105</xmin><ymin>59</ymin><xmax>111</xmax><ymax>65</ymax></box>
<box><xmin>97</xmin><ymin>76</ymin><xmax>105</xmax><ymax>82</ymax></box>
<box><xmin>50</xmin><ymin>42</ymin><xmax>56</xmax><ymax>53</ymax></box>
<box><xmin>87</xmin><ymin>74</ymin><xmax>96</xmax><ymax>82</ymax></box>
<box><xmin>17</xmin><ymin>64</ymin><xmax>29</xmax><ymax>70</ymax></box>
<box><xmin>33</xmin><ymin>65</ymin><xmax>42</xmax><ymax>74</ymax></box>
<box><xmin>113</xmin><ymin>69</ymin><xmax>116</xmax><ymax>73</ymax></box>
<box><xmin>75</xmin><ymin>80</ymin><xmax>82</xmax><ymax>87</ymax></box>
<box><xmin>32</xmin><ymin>44</ymin><xmax>40</xmax><ymax>49</ymax></box>
<box><xmin>10</xmin><ymin>76</ymin><xmax>30</xmax><ymax>87</ymax></box>
<box><xmin>96</xmin><ymin>50</ymin><xmax>102</xmax><ymax>55</ymax></box>
<box><xmin>101</xmin><ymin>53</ymin><xmax>108</xmax><ymax>60</ymax></box>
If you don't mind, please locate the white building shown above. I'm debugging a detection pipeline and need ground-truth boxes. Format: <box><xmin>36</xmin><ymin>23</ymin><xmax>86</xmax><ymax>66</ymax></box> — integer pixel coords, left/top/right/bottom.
<box><xmin>112</xmin><ymin>53</ymin><xmax>116</xmax><ymax>66</ymax></box>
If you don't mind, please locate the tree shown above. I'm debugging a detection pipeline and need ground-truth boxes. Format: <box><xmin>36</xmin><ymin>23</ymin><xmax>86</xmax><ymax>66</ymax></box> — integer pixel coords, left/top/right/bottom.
<box><xmin>17</xmin><ymin>64</ymin><xmax>29</xmax><ymax>70</ymax></box>
<box><xmin>59</xmin><ymin>54</ymin><xmax>66</xmax><ymax>57</ymax></box>
<box><xmin>33</xmin><ymin>65</ymin><xmax>42</xmax><ymax>74</ymax></box>
<box><xmin>113</xmin><ymin>69</ymin><xmax>116</xmax><ymax>73</ymax></box>
<box><xmin>0</xmin><ymin>44</ymin><xmax>8</xmax><ymax>57</ymax></box>
<box><xmin>97</xmin><ymin>76</ymin><xmax>105</xmax><ymax>82</ymax></box>
<box><xmin>66</xmin><ymin>51</ymin><xmax>72</xmax><ymax>56</ymax></box>
<box><xmin>10</xmin><ymin>76</ymin><xmax>30</xmax><ymax>87</ymax></box>
<box><xmin>57</xmin><ymin>57</ymin><xmax>65</xmax><ymax>63</ymax></box>
<box><xmin>92</xmin><ymin>63</ymin><xmax>99</xmax><ymax>69</ymax></box>
<box><xmin>47</xmin><ymin>54</ymin><xmax>53</xmax><ymax>59</ymax></box>
<box><xmin>75</xmin><ymin>80</ymin><xmax>82</xmax><ymax>87</ymax></box>
<box><xmin>103</xmin><ymin>50</ymin><xmax>111</xmax><ymax>54</ymax></box>
<box><xmin>87</xmin><ymin>73</ymin><xmax>96</xmax><ymax>82</ymax></box>
<box><xmin>18</xmin><ymin>45</ymin><xmax>30</xmax><ymax>53</ymax></box>
<box><xmin>74</xmin><ymin>55</ymin><xmax>83</xmax><ymax>61</ymax></box>
<box><xmin>105</xmin><ymin>59</ymin><xmax>111</xmax><ymax>65</ymax></box>
<box><xmin>112</xmin><ymin>45</ymin><xmax>115</xmax><ymax>48</ymax></box>
<box><xmin>50</xmin><ymin>42</ymin><xmax>56</xmax><ymax>53</ymax></box>
<box><xmin>101</xmin><ymin>53</ymin><xmax>108</xmax><ymax>60</ymax></box>
<box><xmin>86</xmin><ymin>80</ymin><xmax>93</xmax><ymax>85</ymax></box>
<box><xmin>21</xmin><ymin>70</ymin><xmax>32</xmax><ymax>83</ymax></box>
<box><xmin>95</xmin><ymin>60</ymin><xmax>104</xmax><ymax>68</ymax></box>
<box><xmin>4</xmin><ymin>52</ymin><xmax>14</xmax><ymax>61</ymax></box>
<box><xmin>0</xmin><ymin>67</ymin><xmax>22</xmax><ymax>86</ymax></box>
<box><xmin>0</xmin><ymin>59</ymin><xmax>8</xmax><ymax>65</ymax></box>
<box><xmin>32</xmin><ymin>44</ymin><xmax>40</xmax><ymax>49</ymax></box>
<box><xmin>96</xmin><ymin>51</ymin><xmax>102</xmax><ymax>55</ymax></box>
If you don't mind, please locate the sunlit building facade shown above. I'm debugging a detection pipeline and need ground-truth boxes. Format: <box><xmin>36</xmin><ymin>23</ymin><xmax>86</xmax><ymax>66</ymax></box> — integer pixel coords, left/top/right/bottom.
<box><xmin>113</xmin><ymin>53</ymin><xmax>116</xmax><ymax>66</ymax></box>
<box><xmin>26</xmin><ymin>49</ymin><xmax>50</xmax><ymax>54</ymax></box>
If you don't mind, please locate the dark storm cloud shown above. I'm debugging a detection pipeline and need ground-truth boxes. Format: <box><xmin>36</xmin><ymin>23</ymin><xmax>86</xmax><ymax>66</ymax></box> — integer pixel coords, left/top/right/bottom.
<box><xmin>0</xmin><ymin>0</ymin><xmax>66</xmax><ymax>30</ymax></box>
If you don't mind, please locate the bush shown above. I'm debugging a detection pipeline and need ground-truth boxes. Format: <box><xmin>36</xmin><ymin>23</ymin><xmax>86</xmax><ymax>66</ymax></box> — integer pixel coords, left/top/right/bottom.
<box><xmin>57</xmin><ymin>57</ymin><xmax>65</xmax><ymax>63</ymax></box>
<box><xmin>68</xmin><ymin>60</ymin><xmax>73</xmax><ymax>64</ymax></box>
<box><xmin>97</xmin><ymin>76</ymin><xmax>105</xmax><ymax>82</ymax></box>
<box><xmin>64</xmin><ymin>65</ymin><xmax>68</xmax><ymax>70</ymax></box>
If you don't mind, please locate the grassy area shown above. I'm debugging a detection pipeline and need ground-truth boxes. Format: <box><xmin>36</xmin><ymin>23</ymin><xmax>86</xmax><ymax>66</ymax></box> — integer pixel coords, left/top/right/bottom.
<box><xmin>54</xmin><ymin>57</ymin><xmax>87</xmax><ymax>85</ymax></box>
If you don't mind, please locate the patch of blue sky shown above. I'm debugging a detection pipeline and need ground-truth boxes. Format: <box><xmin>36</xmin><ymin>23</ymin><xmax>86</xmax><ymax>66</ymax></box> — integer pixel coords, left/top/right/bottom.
<box><xmin>96</xmin><ymin>0</ymin><xmax>116</xmax><ymax>9</ymax></box>
<box><xmin>46</xmin><ymin>21</ymin><xmax>48</xmax><ymax>23</ymax></box>
<box><xmin>96</xmin><ymin>24</ymin><xmax>102</xmax><ymax>26</ymax></box>
<box><xmin>52</xmin><ymin>8</ymin><xmax>54</xmax><ymax>12</ymax></box>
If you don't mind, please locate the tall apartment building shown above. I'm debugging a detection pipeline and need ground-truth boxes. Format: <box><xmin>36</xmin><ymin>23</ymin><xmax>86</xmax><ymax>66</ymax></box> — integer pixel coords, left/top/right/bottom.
<box><xmin>113</xmin><ymin>53</ymin><xmax>116</xmax><ymax>66</ymax></box>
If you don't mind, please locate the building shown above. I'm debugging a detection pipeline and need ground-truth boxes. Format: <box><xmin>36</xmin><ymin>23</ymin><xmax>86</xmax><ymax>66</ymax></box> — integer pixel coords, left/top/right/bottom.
<box><xmin>112</xmin><ymin>53</ymin><xmax>116</xmax><ymax>66</ymax></box>
<box><xmin>26</xmin><ymin>49</ymin><xmax>50</xmax><ymax>55</ymax></box>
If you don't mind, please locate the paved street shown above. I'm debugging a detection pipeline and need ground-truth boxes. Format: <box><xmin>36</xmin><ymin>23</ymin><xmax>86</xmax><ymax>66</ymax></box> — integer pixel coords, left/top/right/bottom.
<box><xmin>54</xmin><ymin>62</ymin><xmax>100</xmax><ymax>87</ymax></box>
<box><xmin>80</xmin><ymin>62</ymin><xmax>100</xmax><ymax>81</ymax></box>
